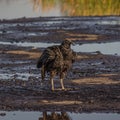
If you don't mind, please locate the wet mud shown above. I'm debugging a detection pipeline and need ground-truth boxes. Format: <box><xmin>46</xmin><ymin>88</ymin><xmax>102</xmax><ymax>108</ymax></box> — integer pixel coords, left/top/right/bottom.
<box><xmin>0</xmin><ymin>16</ymin><xmax>120</xmax><ymax>113</ymax></box>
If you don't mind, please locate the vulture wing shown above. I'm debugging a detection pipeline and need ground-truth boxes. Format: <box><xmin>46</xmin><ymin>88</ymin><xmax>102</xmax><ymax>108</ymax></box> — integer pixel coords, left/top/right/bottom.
<box><xmin>37</xmin><ymin>45</ymin><xmax>63</xmax><ymax>69</ymax></box>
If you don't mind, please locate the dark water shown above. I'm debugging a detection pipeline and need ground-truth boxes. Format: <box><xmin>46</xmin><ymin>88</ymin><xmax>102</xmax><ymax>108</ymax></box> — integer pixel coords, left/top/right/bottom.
<box><xmin>0</xmin><ymin>0</ymin><xmax>119</xmax><ymax>19</ymax></box>
<box><xmin>0</xmin><ymin>111</ymin><xmax>120</xmax><ymax>120</ymax></box>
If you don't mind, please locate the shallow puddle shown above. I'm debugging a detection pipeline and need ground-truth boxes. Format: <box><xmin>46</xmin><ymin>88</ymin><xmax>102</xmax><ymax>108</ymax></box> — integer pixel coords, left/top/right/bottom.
<box><xmin>0</xmin><ymin>111</ymin><xmax>119</xmax><ymax>120</ymax></box>
<box><xmin>72</xmin><ymin>42</ymin><xmax>120</xmax><ymax>55</ymax></box>
<box><xmin>0</xmin><ymin>73</ymin><xmax>39</xmax><ymax>81</ymax></box>
<box><xmin>0</xmin><ymin>41</ymin><xmax>120</xmax><ymax>55</ymax></box>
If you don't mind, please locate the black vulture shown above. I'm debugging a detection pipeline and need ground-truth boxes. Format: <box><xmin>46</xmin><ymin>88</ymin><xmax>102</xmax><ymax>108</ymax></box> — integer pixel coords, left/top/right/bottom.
<box><xmin>37</xmin><ymin>40</ymin><xmax>76</xmax><ymax>91</ymax></box>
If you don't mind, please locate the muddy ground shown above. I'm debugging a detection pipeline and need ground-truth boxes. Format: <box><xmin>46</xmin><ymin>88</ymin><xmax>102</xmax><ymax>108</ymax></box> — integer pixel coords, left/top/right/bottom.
<box><xmin>0</xmin><ymin>16</ymin><xmax>120</xmax><ymax>113</ymax></box>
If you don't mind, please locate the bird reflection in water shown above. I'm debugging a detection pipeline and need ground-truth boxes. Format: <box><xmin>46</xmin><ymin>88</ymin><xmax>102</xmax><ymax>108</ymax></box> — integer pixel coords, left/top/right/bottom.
<box><xmin>39</xmin><ymin>112</ymin><xmax>71</xmax><ymax>120</ymax></box>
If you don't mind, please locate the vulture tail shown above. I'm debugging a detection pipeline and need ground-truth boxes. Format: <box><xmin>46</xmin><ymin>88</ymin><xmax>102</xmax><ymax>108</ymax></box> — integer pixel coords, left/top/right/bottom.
<box><xmin>37</xmin><ymin>58</ymin><xmax>43</xmax><ymax>68</ymax></box>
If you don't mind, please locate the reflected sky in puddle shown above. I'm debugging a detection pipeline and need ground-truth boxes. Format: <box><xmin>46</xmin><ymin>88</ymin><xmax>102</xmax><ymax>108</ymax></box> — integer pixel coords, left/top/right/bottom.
<box><xmin>0</xmin><ymin>41</ymin><xmax>120</xmax><ymax>55</ymax></box>
<box><xmin>72</xmin><ymin>42</ymin><xmax>120</xmax><ymax>55</ymax></box>
<box><xmin>0</xmin><ymin>111</ymin><xmax>119</xmax><ymax>120</ymax></box>
<box><xmin>0</xmin><ymin>73</ymin><xmax>39</xmax><ymax>81</ymax></box>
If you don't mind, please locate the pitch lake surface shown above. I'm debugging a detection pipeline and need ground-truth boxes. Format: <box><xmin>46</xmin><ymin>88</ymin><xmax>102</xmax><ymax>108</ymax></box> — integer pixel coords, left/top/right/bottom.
<box><xmin>0</xmin><ymin>1</ymin><xmax>120</xmax><ymax>119</ymax></box>
<box><xmin>0</xmin><ymin>41</ymin><xmax>120</xmax><ymax>119</ymax></box>
<box><xmin>0</xmin><ymin>111</ymin><xmax>120</xmax><ymax>120</ymax></box>
<box><xmin>0</xmin><ymin>41</ymin><xmax>120</xmax><ymax>56</ymax></box>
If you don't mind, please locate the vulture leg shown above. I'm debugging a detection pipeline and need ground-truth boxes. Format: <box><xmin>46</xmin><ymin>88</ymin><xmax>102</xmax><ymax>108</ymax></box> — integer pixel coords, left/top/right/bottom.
<box><xmin>50</xmin><ymin>71</ymin><xmax>56</xmax><ymax>91</ymax></box>
<box><xmin>60</xmin><ymin>72</ymin><xmax>66</xmax><ymax>90</ymax></box>
<box><xmin>60</xmin><ymin>78</ymin><xmax>65</xmax><ymax>90</ymax></box>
